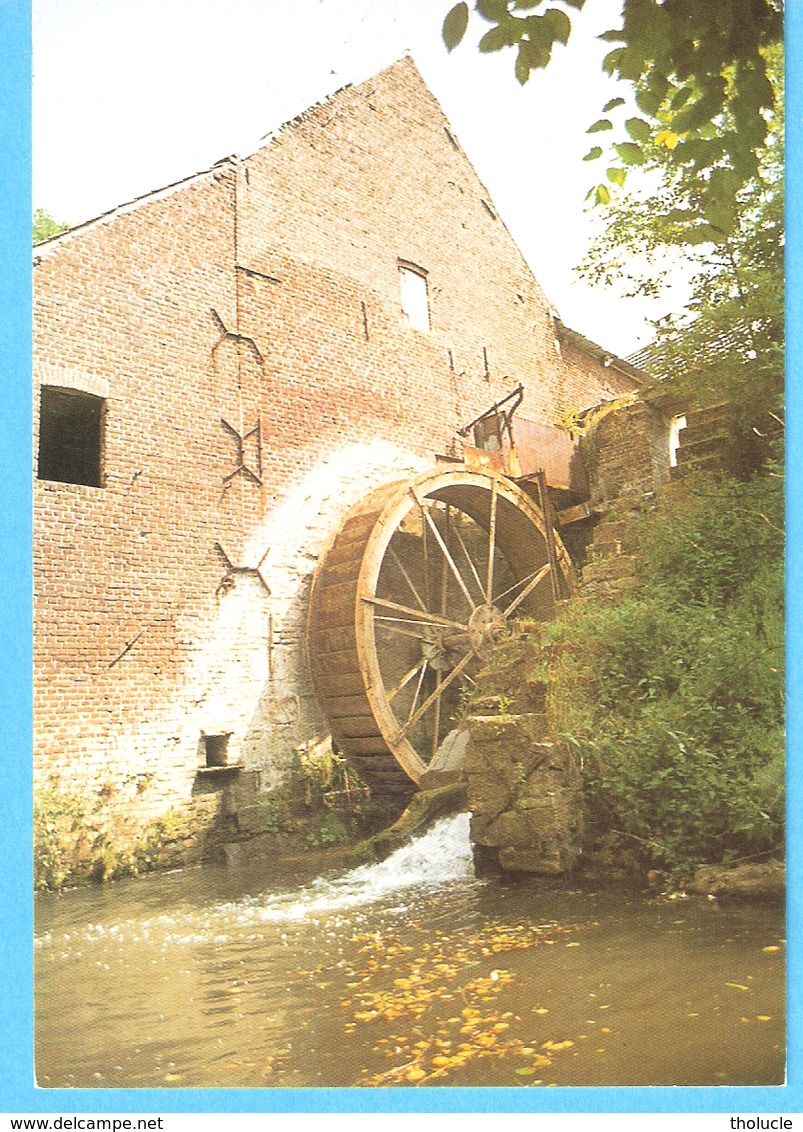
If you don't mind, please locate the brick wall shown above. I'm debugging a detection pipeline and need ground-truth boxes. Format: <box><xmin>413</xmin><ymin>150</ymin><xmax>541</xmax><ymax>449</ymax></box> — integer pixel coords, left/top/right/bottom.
<box><xmin>33</xmin><ymin>56</ymin><xmax>639</xmax><ymax>849</ymax></box>
<box><xmin>583</xmin><ymin>400</ymin><xmax>672</xmax><ymax>505</ymax></box>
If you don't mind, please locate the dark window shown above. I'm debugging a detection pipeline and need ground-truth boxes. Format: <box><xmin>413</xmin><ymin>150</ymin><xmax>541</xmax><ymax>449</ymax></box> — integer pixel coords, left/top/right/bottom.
<box><xmin>38</xmin><ymin>387</ymin><xmax>104</xmax><ymax>487</ymax></box>
<box><xmin>474</xmin><ymin>414</ymin><xmax>504</xmax><ymax>453</ymax></box>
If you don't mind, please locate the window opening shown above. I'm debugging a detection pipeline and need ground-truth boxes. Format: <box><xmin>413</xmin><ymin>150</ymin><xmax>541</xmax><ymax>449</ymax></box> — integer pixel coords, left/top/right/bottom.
<box><xmin>203</xmin><ymin>733</ymin><xmax>232</xmax><ymax>768</ymax></box>
<box><xmin>669</xmin><ymin>414</ymin><xmax>687</xmax><ymax>468</ymax></box>
<box><xmin>473</xmin><ymin>414</ymin><xmax>504</xmax><ymax>453</ymax></box>
<box><xmin>398</xmin><ymin>262</ymin><xmax>430</xmax><ymax>331</ymax></box>
<box><xmin>38</xmin><ymin>387</ymin><xmax>104</xmax><ymax>487</ymax></box>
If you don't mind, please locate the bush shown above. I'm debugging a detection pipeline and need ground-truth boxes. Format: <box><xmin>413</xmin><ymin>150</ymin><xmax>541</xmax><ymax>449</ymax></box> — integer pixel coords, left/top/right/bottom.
<box><xmin>545</xmin><ymin>469</ymin><xmax>784</xmax><ymax>878</ymax></box>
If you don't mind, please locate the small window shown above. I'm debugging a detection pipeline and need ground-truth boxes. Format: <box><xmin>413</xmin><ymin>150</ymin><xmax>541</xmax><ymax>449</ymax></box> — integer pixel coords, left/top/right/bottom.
<box><xmin>399</xmin><ymin>262</ymin><xmax>430</xmax><ymax>331</ymax></box>
<box><xmin>203</xmin><ymin>733</ymin><xmax>232</xmax><ymax>768</ymax></box>
<box><xmin>669</xmin><ymin>414</ymin><xmax>687</xmax><ymax>468</ymax></box>
<box><xmin>38</xmin><ymin>386</ymin><xmax>104</xmax><ymax>487</ymax></box>
<box><xmin>474</xmin><ymin>414</ymin><xmax>504</xmax><ymax>453</ymax></box>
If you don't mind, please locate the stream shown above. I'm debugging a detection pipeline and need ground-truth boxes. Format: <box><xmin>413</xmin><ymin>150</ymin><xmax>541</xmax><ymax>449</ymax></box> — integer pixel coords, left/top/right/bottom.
<box><xmin>35</xmin><ymin>814</ymin><xmax>785</xmax><ymax>1089</ymax></box>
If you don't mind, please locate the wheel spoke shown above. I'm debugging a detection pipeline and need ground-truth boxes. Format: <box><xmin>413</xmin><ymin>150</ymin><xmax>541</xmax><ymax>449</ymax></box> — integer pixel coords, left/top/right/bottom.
<box><xmin>406</xmin><ymin>660</ymin><xmax>429</xmax><ymax>725</ymax></box>
<box><xmin>503</xmin><ymin>562</ymin><xmax>551</xmax><ymax>617</ymax></box>
<box><xmin>386</xmin><ymin>657</ymin><xmax>428</xmax><ymax>703</ymax></box>
<box><xmin>363</xmin><ymin>595</ymin><xmax>468</xmax><ymax>632</ymax></box>
<box><xmin>430</xmin><ymin>671</ymin><xmax>442</xmax><ymax>762</ymax></box>
<box><xmin>487</xmin><ymin>478</ymin><xmax>498</xmax><ymax>602</ymax></box>
<box><xmin>439</xmin><ymin>505</ymin><xmax>451</xmax><ymax>615</ymax></box>
<box><xmin>410</xmin><ymin>488</ymin><xmax>476</xmax><ymax>612</ymax></box>
<box><xmin>399</xmin><ymin>650</ymin><xmax>474</xmax><ymax>738</ymax></box>
<box><xmin>387</xmin><ymin>544</ymin><xmax>427</xmax><ymax>612</ymax></box>
<box><xmin>449</xmin><ymin>515</ymin><xmax>488</xmax><ymax>603</ymax></box>
<box><xmin>375</xmin><ymin>619</ymin><xmax>437</xmax><ymax>643</ymax></box>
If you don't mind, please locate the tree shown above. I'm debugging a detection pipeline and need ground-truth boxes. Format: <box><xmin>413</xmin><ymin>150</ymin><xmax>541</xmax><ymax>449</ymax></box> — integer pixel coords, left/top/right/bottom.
<box><xmin>443</xmin><ymin>0</ymin><xmax>783</xmax><ymax>232</ymax></box>
<box><xmin>33</xmin><ymin>209</ymin><xmax>69</xmax><ymax>244</ymax></box>
<box><xmin>578</xmin><ymin>46</ymin><xmax>783</xmax><ymax>465</ymax></box>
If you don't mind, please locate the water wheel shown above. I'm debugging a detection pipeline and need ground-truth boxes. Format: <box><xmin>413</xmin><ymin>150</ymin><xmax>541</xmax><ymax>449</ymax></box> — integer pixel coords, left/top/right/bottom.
<box><xmin>306</xmin><ymin>466</ymin><xmax>573</xmax><ymax>802</ymax></box>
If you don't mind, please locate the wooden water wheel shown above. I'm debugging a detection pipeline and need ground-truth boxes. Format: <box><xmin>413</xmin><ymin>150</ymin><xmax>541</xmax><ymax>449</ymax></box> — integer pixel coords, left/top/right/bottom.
<box><xmin>306</xmin><ymin>466</ymin><xmax>573</xmax><ymax>803</ymax></box>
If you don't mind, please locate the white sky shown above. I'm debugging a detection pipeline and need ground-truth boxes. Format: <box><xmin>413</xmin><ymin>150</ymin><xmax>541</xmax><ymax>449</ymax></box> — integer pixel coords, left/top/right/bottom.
<box><xmin>31</xmin><ymin>0</ymin><xmax>695</xmax><ymax>357</ymax></box>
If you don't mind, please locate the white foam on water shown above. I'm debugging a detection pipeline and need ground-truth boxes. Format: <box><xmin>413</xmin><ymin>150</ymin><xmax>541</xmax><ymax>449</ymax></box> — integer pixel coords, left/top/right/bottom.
<box><xmin>232</xmin><ymin>811</ymin><xmax>475</xmax><ymax>924</ymax></box>
<box><xmin>36</xmin><ymin>812</ymin><xmax>476</xmax><ymax>950</ymax></box>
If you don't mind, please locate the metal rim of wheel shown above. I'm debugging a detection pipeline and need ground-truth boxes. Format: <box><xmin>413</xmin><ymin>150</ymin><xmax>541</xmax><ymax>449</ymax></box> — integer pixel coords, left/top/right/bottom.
<box><xmin>306</xmin><ymin>466</ymin><xmax>573</xmax><ymax>802</ymax></box>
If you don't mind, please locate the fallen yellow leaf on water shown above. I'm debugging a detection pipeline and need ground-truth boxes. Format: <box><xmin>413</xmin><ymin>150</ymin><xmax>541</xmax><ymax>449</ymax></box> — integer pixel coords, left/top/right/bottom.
<box><xmin>406</xmin><ymin>1067</ymin><xmax>426</xmax><ymax>1082</ymax></box>
<box><xmin>763</xmin><ymin>946</ymin><xmax>781</xmax><ymax>953</ymax></box>
<box><xmin>601</xmin><ymin>1027</ymin><xmax>611</xmax><ymax>1034</ymax></box>
<box><xmin>542</xmin><ymin>1040</ymin><xmax>574</xmax><ymax>1051</ymax></box>
<box><xmin>566</xmin><ymin>942</ymin><xmax>581</xmax><ymax>948</ymax></box>
<box><xmin>164</xmin><ymin>1074</ymin><xmax>182</xmax><ymax>1083</ymax></box>
<box><xmin>725</xmin><ymin>983</ymin><xmax>749</xmax><ymax>991</ymax></box>
<box><xmin>533</xmin><ymin>1007</ymin><xmax>549</xmax><ymax>1015</ymax></box>
<box><xmin>757</xmin><ymin>1015</ymin><xmax>772</xmax><ymax>1022</ymax></box>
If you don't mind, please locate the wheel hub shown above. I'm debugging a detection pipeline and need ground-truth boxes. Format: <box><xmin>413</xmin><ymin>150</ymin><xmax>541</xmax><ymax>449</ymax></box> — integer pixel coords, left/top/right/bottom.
<box><xmin>467</xmin><ymin>603</ymin><xmax>507</xmax><ymax>661</ymax></box>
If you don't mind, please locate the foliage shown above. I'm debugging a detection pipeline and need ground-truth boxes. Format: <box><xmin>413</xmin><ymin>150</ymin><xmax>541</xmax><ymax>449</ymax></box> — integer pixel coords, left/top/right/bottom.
<box><xmin>33</xmin><ymin>208</ymin><xmax>69</xmax><ymax>243</ymax></box>
<box><xmin>306</xmin><ymin>812</ymin><xmax>350</xmax><ymax>848</ymax></box>
<box><xmin>442</xmin><ymin>0</ymin><xmax>782</xmax><ymax>231</ymax></box>
<box><xmin>33</xmin><ymin>775</ymin><xmax>201</xmax><ymax>890</ymax></box>
<box><xmin>580</xmin><ymin>48</ymin><xmax>783</xmax><ymax>467</ymax></box>
<box><xmin>544</xmin><ymin>470</ymin><xmax>784</xmax><ymax>878</ymax></box>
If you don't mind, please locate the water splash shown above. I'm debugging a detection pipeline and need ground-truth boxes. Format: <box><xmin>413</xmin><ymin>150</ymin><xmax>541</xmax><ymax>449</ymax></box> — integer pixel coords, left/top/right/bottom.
<box><xmin>235</xmin><ymin>811</ymin><xmax>475</xmax><ymax>924</ymax></box>
<box><xmin>36</xmin><ymin>812</ymin><xmax>476</xmax><ymax>951</ymax></box>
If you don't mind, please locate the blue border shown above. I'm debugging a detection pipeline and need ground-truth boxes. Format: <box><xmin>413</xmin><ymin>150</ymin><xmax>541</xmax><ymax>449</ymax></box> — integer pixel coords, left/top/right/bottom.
<box><xmin>3</xmin><ymin>0</ymin><xmax>799</xmax><ymax>1114</ymax></box>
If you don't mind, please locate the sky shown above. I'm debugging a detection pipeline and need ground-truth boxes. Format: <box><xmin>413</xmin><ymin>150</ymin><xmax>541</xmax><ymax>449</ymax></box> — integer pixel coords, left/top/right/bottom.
<box><xmin>31</xmin><ymin>0</ymin><xmax>696</xmax><ymax>357</ymax></box>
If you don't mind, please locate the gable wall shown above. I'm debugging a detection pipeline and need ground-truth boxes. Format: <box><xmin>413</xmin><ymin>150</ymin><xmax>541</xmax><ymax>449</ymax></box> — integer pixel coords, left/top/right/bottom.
<box><xmin>32</xmin><ymin>57</ymin><xmax>638</xmax><ymax>854</ymax></box>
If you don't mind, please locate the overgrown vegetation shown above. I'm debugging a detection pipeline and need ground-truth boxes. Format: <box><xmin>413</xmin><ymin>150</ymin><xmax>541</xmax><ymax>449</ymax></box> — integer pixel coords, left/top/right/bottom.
<box><xmin>253</xmin><ymin>740</ymin><xmax>377</xmax><ymax>852</ymax></box>
<box><xmin>542</xmin><ymin>468</ymin><xmax>784</xmax><ymax>879</ymax></box>
<box><xmin>33</xmin><ymin>775</ymin><xmax>203</xmax><ymax>891</ymax></box>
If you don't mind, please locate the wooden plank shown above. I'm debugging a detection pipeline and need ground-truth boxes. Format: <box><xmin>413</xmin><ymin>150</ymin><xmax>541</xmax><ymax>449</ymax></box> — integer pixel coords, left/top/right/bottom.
<box><xmin>316</xmin><ymin>671</ymin><xmax>367</xmax><ymax>698</ymax></box>
<box><xmin>332</xmin><ymin>716</ymin><xmax>384</xmax><ymax>738</ymax></box>
<box><xmin>556</xmin><ymin>500</ymin><xmax>593</xmax><ymax>526</ymax></box>
<box><xmin>316</xmin><ymin>579</ymin><xmax>358</xmax><ymax>616</ymax></box>
<box><xmin>338</xmin><ymin>738</ymin><xmax>392</xmax><ymax>757</ymax></box>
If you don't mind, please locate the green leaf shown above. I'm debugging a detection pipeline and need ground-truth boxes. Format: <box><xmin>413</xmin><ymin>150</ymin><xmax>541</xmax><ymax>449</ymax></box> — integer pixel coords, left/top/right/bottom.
<box><xmin>598</xmin><ymin>29</ymin><xmax>626</xmax><ymax>43</ymax></box>
<box><xmin>587</xmin><ymin>118</ymin><xmax>614</xmax><ymax>134</ymax></box>
<box><xmin>512</xmin><ymin>0</ymin><xmax>541</xmax><ymax>8</ymax></box>
<box><xmin>515</xmin><ymin>43</ymin><xmax>531</xmax><ymax>84</ymax></box>
<box><xmin>442</xmin><ymin>3</ymin><xmax>470</xmax><ymax>51</ymax></box>
<box><xmin>685</xmin><ymin>223</ymin><xmax>720</xmax><ymax>245</ymax></box>
<box><xmin>615</xmin><ymin>47</ymin><xmax>647</xmax><ymax>82</ymax></box>
<box><xmin>614</xmin><ymin>141</ymin><xmax>646</xmax><ymax>165</ymax></box>
<box><xmin>670</xmin><ymin>85</ymin><xmax>693</xmax><ymax>112</ymax></box>
<box><xmin>603</xmin><ymin>96</ymin><xmax>626</xmax><ymax>113</ymax></box>
<box><xmin>477</xmin><ymin>0</ymin><xmax>511</xmax><ymax>19</ymax></box>
<box><xmin>595</xmin><ymin>183</ymin><xmax>611</xmax><ymax>205</ymax></box>
<box><xmin>672</xmin><ymin>95</ymin><xmax>721</xmax><ymax>136</ymax></box>
<box><xmin>561</xmin><ymin>0</ymin><xmax>585</xmax><ymax>8</ymax></box>
<box><xmin>479</xmin><ymin>22</ymin><xmax>517</xmax><ymax>52</ymax></box>
<box><xmin>583</xmin><ymin>146</ymin><xmax>603</xmax><ymax>161</ymax></box>
<box><xmin>602</xmin><ymin>47</ymin><xmax>624</xmax><ymax>76</ymax></box>
<box><xmin>625</xmin><ymin>117</ymin><xmax>652</xmax><ymax>143</ymax></box>
<box><xmin>606</xmin><ymin>166</ymin><xmax>627</xmax><ymax>186</ymax></box>
<box><xmin>635</xmin><ymin>84</ymin><xmax>664</xmax><ymax>117</ymax></box>
<box><xmin>542</xmin><ymin>7</ymin><xmax>571</xmax><ymax>45</ymax></box>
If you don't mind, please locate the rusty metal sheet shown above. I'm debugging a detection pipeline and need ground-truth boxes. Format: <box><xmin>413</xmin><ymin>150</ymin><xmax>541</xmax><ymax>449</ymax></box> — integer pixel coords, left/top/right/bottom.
<box><xmin>509</xmin><ymin>418</ymin><xmax>588</xmax><ymax>494</ymax></box>
<box><xmin>461</xmin><ymin>445</ymin><xmax>507</xmax><ymax>474</ymax></box>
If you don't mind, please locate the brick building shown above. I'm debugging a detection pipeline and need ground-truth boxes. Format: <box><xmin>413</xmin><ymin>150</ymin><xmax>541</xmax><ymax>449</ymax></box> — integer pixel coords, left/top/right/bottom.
<box><xmin>33</xmin><ymin>56</ymin><xmax>653</xmax><ymax>860</ymax></box>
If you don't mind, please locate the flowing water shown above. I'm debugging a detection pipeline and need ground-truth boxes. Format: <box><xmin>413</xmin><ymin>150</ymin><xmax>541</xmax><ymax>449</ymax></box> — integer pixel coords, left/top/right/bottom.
<box><xmin>35</xmin><ymin>814</ymin><xmax>785</xmax><ymax>1089</ymax></box>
